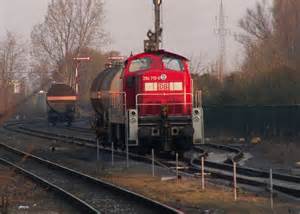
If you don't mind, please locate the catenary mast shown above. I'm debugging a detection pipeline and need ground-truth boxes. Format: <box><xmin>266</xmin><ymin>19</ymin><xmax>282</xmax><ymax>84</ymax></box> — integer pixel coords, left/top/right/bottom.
<box><xmin>216</xmin><ymin>0</ymin><xmax>228</xmax><ymax>81</ymax></box>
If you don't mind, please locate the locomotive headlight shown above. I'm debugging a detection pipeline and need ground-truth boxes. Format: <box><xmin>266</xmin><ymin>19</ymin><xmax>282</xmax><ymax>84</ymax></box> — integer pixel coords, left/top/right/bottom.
<box><xmin>128</xmin><ymin>109</ymin><xmax>138</xmax><ymax>143</ymax></box>
<box><xmin>129</xmin><ymin>109</ymin><xmax>138</xmax><ymax>123</ymax></box>
<box><xmin>130</xmin><ymin>117</ymin><xmax>137</xmax><ymax>123</ymax></box>
<box><xmin>193</xmin><ymin>116</ymin><xmax>200</xmax><ymax>122</ymax></box>
<box><xmin>194</xmin><ymin>109</ymin><xmax>200</xmax><ymax>115</ymax></box>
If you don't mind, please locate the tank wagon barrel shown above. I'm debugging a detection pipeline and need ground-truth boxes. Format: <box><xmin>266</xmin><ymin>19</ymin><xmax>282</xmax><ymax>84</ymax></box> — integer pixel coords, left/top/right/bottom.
<box><xmin>46</xmin><ymin>83</ymin><xmax>77</xmax><ymax>126</ymax></box>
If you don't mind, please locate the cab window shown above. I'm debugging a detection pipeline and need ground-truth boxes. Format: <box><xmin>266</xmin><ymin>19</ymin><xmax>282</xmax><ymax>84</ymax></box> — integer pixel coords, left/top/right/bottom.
<box><xmin>129</xmin><ymin>57</ymin><xmax>151</xmax><ymax>72</ymax></box>
<box><xmin>162</xmin><ymin>57</ymin><xmax>184</xmax><ymax>71</ymax></box>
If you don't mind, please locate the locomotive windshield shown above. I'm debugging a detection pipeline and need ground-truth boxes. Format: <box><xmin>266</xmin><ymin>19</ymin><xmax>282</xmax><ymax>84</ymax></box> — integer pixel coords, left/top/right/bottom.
<box><xmin>162</xmin><ymin>57</ymin><xmax>184</xmax><ymax>71</ymax></box>
<box><xmin>129</xmin><ymin>57</ymin><xmax>152</xmax><ymax>72</ymax></box>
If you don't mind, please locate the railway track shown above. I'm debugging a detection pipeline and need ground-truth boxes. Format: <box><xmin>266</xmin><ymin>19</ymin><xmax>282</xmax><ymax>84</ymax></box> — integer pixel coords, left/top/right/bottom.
<box><xmin>3</xmin><ymin>122</ymin><xmax>159</xmax><ymax>166</ymax></box>
<box><xmin>154</xmin><ymin>144</ymin><xmax>300</xmax><ymax>200</ymax></box>
<box><xmin>4</xmin><ymin>120</ymin><xmax>300</xmax><ymax>200</ymax></box>
<box><xmin>190</xmin><ymin>148</ymin><xmax>300</xmax><ymax>199</ymax></box>
<box><xmin>0</xmin><ymin>142</ymin><xmax>183</xmax><ymax>214</ymax></box>
<box><xmin>195</xmin><ymin>143</ymin><xmax>244</xmax><ymax>163</ymax></box>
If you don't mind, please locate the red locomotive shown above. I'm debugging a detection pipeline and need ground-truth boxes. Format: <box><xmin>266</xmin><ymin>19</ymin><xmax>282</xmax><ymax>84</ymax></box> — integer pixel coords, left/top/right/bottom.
<box><xmin>90</xmin><ymin>0</ymin><xmax>204</xmax><ymax>153</ymax></box>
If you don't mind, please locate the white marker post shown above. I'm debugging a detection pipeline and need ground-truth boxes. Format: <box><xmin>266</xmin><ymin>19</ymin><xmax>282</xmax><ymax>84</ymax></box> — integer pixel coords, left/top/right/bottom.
<box><xmin>176</xmin><ymin>153</ymin><xmax>179</xmax><ymax>183</ymax></box>
<box><xmin>270</xmin><ymin>168</ymin><xmax>273</xmax><ymax>209</ymax></box>
<box><xmin>152</xmin><ymin>149</ymin><xmax>155</xmax><ymax>177</ymax></box>
<box><xmin>233</xmin><ymin>162</ymin><xmax>237</xmax><ymax>201</ymax></box>
<box><xmin>111</xmin><ymin>141</ymin><xmax>114</xmax><ymax>166</ymax></box>
<box><xmin>96</xmin><ymin>138</ymin><xmax>100</xmax><ymax>173</ymax></box>
<box><xmin>201</xmin><ymin>156</ymin><xmax>205</xmax><ymax>190</ymax></box>
<box><xmin>125</xmin><ymin>107</ymin><xmax>129</xmax><ymax>169</ymax></box>
<box><xmin>126</xmin><ymin>131</ymin><xmax>129</xmax><ymax>169</ymax></box>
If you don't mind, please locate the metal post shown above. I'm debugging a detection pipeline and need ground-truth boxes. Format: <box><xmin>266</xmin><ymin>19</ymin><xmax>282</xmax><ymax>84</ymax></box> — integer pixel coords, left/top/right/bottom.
<box><xmin>152</xmin><ymin>149</ymin><xmax>155</xmax><ymax>177</ymax></box>
<box><xmin>270</xmin><ymin>168</ymin><xmax>273</xmax><ymax>209</ymax></box>
<box><xmin>108</xmin><ymin>108</ymin><xmax>112</xmax><ymax>144</ymax></box>
<box><xmin>154</xmin><ymin>0</ymin><xmax>162</xmax><ymax>50</ymax></box>
<box><xmin>233</xmin><ymin>162</ymin><xmax>237</xmax><ymax>201</ymax></box>
<box><xmin>201</xmin><ymin>156</ymin><xmax>205</xmax><ymax>190</ymax></box>
<box><xmin>73</xmin><ymin>57</ymin><xmax>90</xmax><ymax>96</ymax></box>
<box><xmin>75</xmin><ymin>66</ymin><xmax>79</xmax><ymax>95</ymax></box>
<box><xmin>126</xmin><ymin>140</ymin><xmax>129</xmax><ymax>168</ymax></box>
<box><xmin>201</xmin><ymin>106</ymin><xmax>205</xmax><ymax>145</ymax></box>
<box><xmin>111</xmin><ymin>141</ymin><xmax>114</xmax><ymax>166</ymax></box>
<box><xmin>96</xmin><ymin>138</ymin><xmax>100</xmax><ymax>173</ymax></box>
<box><xmin>176</xmin><ymin>153</ymin><xmax>179</xmax><ymax>183</ymax></box>
<box><xmin>124</xmin><ymin>95</ymin><xmax>129</xmax><ymax>168</ymax></box>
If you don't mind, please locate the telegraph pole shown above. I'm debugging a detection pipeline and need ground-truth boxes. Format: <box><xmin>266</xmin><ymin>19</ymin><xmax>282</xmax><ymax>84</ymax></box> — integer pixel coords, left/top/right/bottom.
<box><xmin>144</xmin><ymin>0</ymin><xmax>163</xmax><ymax>52</ymax></box>
<box><xmin>215</xmin><ymin>0</ymin><xmax>228</xmax><ymax>81</ymax></box>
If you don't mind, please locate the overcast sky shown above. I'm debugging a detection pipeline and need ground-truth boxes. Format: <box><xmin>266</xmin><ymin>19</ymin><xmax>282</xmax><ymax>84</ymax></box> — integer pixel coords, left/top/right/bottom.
<box><xmin>0</xmin><ymin>0</ymin><xmax>268</xmax><ymax>71</ymax></box>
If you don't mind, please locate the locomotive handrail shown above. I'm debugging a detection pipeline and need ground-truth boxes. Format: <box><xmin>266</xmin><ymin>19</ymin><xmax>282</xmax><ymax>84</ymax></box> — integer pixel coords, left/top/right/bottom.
<box><xmin>135</xmin><ymin>93</ymin><xmax>194</xmax><ymax>115</ymax></box>
<box><xmin>93</xmin><ymin>91</ymin><xmax>130</xmax><ymax>153</ymax></box>
<box><xmin>136</xmin><ymin>103</ymin><xmax>193</xmax><ymax>106</ymax></box>
<box><xmin>135</xmin><ymin>92</ymin><xmax>193</xmax><ymax>107</ymax></box>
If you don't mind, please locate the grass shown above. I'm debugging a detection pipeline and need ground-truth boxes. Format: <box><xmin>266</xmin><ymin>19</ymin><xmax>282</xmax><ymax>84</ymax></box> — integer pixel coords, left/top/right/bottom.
<box><xmin>100</xmin><ymin>171</ymin><xmax>300</xmax><ymax>214</ymax></box>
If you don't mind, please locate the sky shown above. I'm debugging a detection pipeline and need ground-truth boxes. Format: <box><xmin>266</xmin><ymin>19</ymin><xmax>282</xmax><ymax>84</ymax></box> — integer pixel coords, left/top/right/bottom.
<box><xmin>0</xmin><ymin>0</ymin><xmax>268</xmax><ymax>71</ymax></box>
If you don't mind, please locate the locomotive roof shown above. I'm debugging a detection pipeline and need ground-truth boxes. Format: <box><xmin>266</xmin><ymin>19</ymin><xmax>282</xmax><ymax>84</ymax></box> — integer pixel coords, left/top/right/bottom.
<box><xmin>126</xmin><ymin>50</ymin><xmax>189</xmax><ymax>62</ymax></box>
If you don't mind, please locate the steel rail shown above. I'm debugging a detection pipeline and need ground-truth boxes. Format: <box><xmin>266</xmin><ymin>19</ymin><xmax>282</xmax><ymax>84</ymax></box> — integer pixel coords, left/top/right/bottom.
<box><xmin>195</xmin><ymin>143</ymin><xmax>244</xmax><ymax>163</ymax></box>
<box><xmin>0</xmin><ymin>157</ymin><xmax>99</xmax><ymax>214</ymax></box>
<box><xmin>190</xmin><ymin>158</ymin><xmax>300</xmax><ymax>199</ymax></box>
<box><xmin>6</xmin><ymin>121</ymin><xmax>300</xmax><ymax>199</ymax></box>
<box><xmin>0</xmin><ymin>142</ymin><xmax>184</xmax><ymax>214</ymax></box>
<box><xmin>154</xmin><ymin>144</ymin><xmax>300</xmax><ymax>199</ymax></box>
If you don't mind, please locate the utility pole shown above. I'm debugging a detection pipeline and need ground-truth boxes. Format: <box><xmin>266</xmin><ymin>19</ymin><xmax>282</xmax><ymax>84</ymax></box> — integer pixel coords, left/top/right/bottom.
<box><xmin>215</xmin><ymin>0</ymin><xmax>229</xmax><ymax>81</ymax></box>
<box><xmin>144</xmin><ymin>0</ymin><xmax>163</xmax><ymax>52</ymax></box>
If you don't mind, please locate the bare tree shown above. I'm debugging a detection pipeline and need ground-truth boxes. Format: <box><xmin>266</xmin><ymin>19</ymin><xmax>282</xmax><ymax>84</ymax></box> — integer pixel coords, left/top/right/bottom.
<box><xmin>238</xmin><ymin>0</ymin><xmax>300</xmax><ymax>72</ymax></box>
<box><xmin>0</xmin><ymin>32</ymin><xmax>26</xmax><ymax>116</ymax></box>
<box><xmin>189</xmin><ymin>53</ymin><xmax>210</xmax><ymax>75</ymax></box>
<box><xmin>0</xmin><ymin>32</ymin><xmax>26</xmax><ymax>87</ymax></box>
<box><xmin>272</xmin><ymin>0</ymin><xmax>300</xmax><ymax>68</ymax></box>
<box><xmin>31</xmin><ymin>0</ymin><xmax>106</xmax><ymax>83</ymax></box>
<box><xmin>239</xmin><ymin>0</ymin><xmax>273</xmax><ymax>43</ymax></box>
<box><xmin>237</xmin><ymin>0</ymin><xmax>285</xmax><ymax>73</ymax></box>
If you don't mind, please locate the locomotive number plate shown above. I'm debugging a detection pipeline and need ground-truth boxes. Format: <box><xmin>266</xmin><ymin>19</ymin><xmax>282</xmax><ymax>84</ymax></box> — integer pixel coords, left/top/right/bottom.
<box><xmin>144</xmin><ymin>82</ymin><xmax>183</xmax><ymax>91</ymax></box>
<box><xmin>158</xmin><ymin>83</ymin><xmax>169</xmax><ymax>91</ymax></box>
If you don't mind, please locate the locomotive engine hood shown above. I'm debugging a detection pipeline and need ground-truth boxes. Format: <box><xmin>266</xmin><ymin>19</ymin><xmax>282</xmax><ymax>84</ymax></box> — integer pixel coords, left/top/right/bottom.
<box><xmin>135</xmin><ymin>70</ymin><xmax>192</xmax><ymax>116</ymax></box>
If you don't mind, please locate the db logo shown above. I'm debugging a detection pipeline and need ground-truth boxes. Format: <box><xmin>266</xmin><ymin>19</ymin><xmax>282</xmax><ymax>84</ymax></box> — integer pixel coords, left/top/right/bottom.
<box><xmin>160</xmin><ymin>74</ymin><xmax>167</xmax><ymax>81</ymax></box>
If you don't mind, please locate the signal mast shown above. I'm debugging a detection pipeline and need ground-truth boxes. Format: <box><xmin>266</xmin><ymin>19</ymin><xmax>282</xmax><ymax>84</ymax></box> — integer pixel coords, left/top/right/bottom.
<box><xmin>144</xmin><ymin>0</ymin><xmax>163</xmax><ymax>52</ymax></box>
<box><xmin>73</xmin><ymin>57</ymin><xmax>91</xmax><ymax>95</ymax></box>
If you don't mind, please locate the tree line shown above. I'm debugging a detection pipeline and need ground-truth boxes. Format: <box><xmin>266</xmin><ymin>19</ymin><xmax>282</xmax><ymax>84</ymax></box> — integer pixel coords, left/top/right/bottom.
<box><xmin>0</xmin><ymin>0</ymin><xmax>112</xmax><ymax>107</ymax></box>
<box><xmin>2</xmin><ymin>0</ymin><xmax>299</xmax><ymax>108</ymax></box>
<box><xmin>195</xmin><ymin>0</ymin><xmax>300</xmax><ymax>106</ymax></box>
